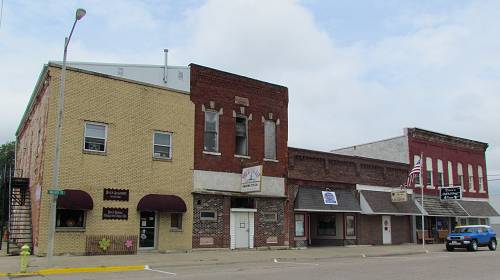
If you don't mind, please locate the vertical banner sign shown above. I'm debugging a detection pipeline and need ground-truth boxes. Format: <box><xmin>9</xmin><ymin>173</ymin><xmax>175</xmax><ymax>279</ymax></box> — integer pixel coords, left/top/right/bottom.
<box><xmin>241</xmin><ymin>165</ymin><xmax>263</xmax><ymax>192</ymax></box>
<box><xmin>322</xmin><ymin>191</ymin><xmax>338</xmax><ymax>205</ymax></box>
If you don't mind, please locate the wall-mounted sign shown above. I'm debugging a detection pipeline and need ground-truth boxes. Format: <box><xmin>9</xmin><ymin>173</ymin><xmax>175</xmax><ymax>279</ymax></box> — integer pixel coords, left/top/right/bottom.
<box><xmin>322</xmin><ymin>191</ymin><xmax>338</xmax><ymax>205</ymax></box>
<box><xmin>391</xmin><ymin>190</ymin><xmax>408</xmax><ymax>202</ymax></box>
<box><xmin>102</xmin><ymin>207</ymin><xmax>128</xmax><ymax>220</ymax></box>
<box><xmin>103</xmin><ymin>188</ymin><xmax>129</xmax><ymax>201</ymax></box>
<box><xmin>235</xmin><ymin>96</ymin><xmax>249</xmax><ymax>106</ymax></box>
<box><xmin>440</xmin><ymin>186</ymin><xmax>462</xmax><ymax>200</ymax></box>
<box><xmin>241</xmin><ymin>165</ymin><xmax>263</xmax><ymax>193</ymax></box>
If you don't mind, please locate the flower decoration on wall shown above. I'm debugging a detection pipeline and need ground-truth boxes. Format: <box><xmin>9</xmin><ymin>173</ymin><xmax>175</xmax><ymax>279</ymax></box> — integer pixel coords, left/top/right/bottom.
<box><xmin>99</xmin><ymin>238</ymin><xmax>111</xmax><ymax>251</ymax></box>
<box><xmin>124</xmin><ymin>239</ymin><xmax>134</xmax><ymax>249</ymax></box>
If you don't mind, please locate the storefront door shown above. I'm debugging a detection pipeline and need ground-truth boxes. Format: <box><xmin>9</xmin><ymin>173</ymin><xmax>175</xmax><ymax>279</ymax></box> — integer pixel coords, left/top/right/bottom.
<box><xmin>139</xmin><ymin>211</ymin><xmax>156</xmax><ymax>248</ymax></box>
<box><xmin>235</xmin><ymin>212</ymin><xmax>250</xmax><ymax>248</ymax></box>
<box><xmin>382</xmin><ymin>216</ymin><xmax>392</xmax><ymax>244</ymax></box>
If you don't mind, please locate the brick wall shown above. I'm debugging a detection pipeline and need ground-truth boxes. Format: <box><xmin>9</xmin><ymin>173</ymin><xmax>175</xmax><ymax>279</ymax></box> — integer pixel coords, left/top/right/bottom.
<box><xmin>190</xmin><ymin>64</ymin><xmax>288</xmax><ymax>178</ymax></box>
<box><xmin>255</xmin><ymin>198</ymin><xmax>286</xmax><ymax>247</ymax></box>
<box><xmin>357</xmin><ymin>215</ymin><xmax>382</xmax><ymax>245</ymax></box>
<box><xmin>17</xmin><ymin>65</ymin><xmax>195</xmax><ymax>255</ymax></box>
<box><xmin>391</xmin><ymin>216</ymin><xmax>412</xmax><ymax>244</ymax></box>
<box><xmin>192</xmin><ymin>194</ymin><xmax>230</xmax><ymax>248</ymax></box>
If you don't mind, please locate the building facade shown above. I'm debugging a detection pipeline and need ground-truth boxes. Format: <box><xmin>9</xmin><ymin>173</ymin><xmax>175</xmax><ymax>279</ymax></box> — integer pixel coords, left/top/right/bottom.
<box><xmin>334</xmin><ymin>128</ymin><xmax>499</xmax><ymax>243</ymax></box>
<box><xmin>288</xmin><ymin>147</ymin><xmax>421</xmax><ymax>247</ymax></box>
<box><xmin>190</xmin><ymin>64</ymin><xmax>289</xmax><ymax>249</ymax></box>
<box><xmin>15</xmin><ymin>62</ymin><xmax>194</xmax><ymax>255</ymax></box>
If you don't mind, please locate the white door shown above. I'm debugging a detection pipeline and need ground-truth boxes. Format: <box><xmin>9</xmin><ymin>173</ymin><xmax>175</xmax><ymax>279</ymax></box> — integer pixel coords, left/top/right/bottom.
<box><xmin>382</xmin><ymin>215</ymin><xmax>392</xmax><ymax>245</ymax></box>
<box><xmin>235</xmin><ymin>212</ymin><xmax>250</xmax><ymax>248</ymax></box>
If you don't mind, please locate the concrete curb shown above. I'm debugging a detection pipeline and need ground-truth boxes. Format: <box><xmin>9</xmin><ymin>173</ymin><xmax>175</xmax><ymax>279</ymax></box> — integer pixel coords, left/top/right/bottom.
<box><xmin>0</xmin><ymin>265</ymin><xmax>145</xmax><ymax>277</ymax></box>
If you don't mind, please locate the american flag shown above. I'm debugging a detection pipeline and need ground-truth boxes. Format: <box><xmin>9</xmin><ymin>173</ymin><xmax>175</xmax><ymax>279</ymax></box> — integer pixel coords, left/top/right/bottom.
<box><xmin>406</xmin><ymin>159</ymin><xmax>421</xmax><ymax>187</ymax></box>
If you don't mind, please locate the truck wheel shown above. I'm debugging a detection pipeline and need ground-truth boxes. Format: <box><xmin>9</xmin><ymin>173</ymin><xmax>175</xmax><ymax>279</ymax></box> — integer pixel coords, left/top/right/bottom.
<box><xmin>468</xmin><ymin>240</ymin><xmax>478</xmax><ymax>251</ymax></box>
<box><xmin>488</xmin><ymin>239</ymin><xmax>497</xmax><ymax>251</ymax></box>
<box><xmin>446</xmin><ymin>245</ymin><xmax>454</xmax><ymax>252</ymax></box>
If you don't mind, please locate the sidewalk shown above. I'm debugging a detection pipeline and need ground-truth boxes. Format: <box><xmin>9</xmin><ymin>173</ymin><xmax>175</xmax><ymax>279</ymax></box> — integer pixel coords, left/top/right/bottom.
<box><xmin>0</xmin><ymin>244</ymin><xmax>445</xmax><ymax>274</ymax></box>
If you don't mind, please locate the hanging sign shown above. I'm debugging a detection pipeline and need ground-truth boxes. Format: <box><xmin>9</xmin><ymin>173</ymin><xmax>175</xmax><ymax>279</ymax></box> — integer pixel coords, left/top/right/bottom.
<box><xmin>391</xmin><ymin>190</ymin><xmax>408</xmax><ymax>202</ymax></box>
<box><xmin>102</xmin><ymin>207</ymin><xmax>129</xmax><ymax>220</ymax></box>
<box><xmin>322</xmin><ymin>191</ymin><xmax>338</xmax><ymax>205</ymax></box>
<box><xmin>241</xmin><ymin>165</ymin><xmax>263</xmax><ymax>193</ymax></box>
<box><xmin>440</xmin><ymin>186</ymin><xmax>462</xmax><ymax>200</ymax></box>
<box><xmin>103</xmin><ymin>188</ymin><xmax>129</xmax><ymax>201</ymax></box>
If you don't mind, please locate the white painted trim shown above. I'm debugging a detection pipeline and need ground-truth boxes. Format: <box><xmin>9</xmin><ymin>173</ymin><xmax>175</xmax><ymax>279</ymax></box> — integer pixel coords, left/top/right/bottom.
<box><xmin>294</xmin><ymin>209</ymin><xmax>362</xmax><ymax>213</ymax></box>
<box><xmin>359</xmin><ymin>192</ymin><xmax>374</xmax><ymax>214</ymax></box>
<box><xmin>234</xmin><ymin>154</ymin><xmax>250</xmax><ymax>159</ymax></box>
<box><xmin>461</xmin><ymin>197</ymin><xmax>490</xmax><ymax>202</ymax></box>
<box><xmin>152</xmin><ymin>131</ymin><xmax>173</xmax><ymax>160</ymax></box>
<box><xmin>203</xmin><ymin>151</ymin><xmax>221</xmax><ymax>156</ymax></box>
<box><xmin>264</xmin><ymin>158</ymin><xmax>279</xmax><ymax>162</ymax></box>
<box><xmin>231</xmin><ymin>208</ymin><xmax>257</xmax><ymax>213</ymax></box>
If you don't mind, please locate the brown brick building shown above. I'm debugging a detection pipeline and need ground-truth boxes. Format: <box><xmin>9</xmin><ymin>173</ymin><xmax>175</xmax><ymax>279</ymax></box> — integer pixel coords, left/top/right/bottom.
<box><xmin>189</xmin><ymin>64</ymin><xmax>289</xmax><ymax>249</ymax></box>
<box><xmin>288</xmin><ymin>147</ymin><xmax>422</xmax><ymax>247</ymax></box>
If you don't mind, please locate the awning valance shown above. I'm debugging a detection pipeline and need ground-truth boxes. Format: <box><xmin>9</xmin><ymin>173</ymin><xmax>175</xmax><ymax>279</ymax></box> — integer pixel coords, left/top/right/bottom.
<box><xmin>416</xmin><ymin>196</ymin><xmax>468</xmax><ymax>217</ymax></box>
<box><xmin>457</xmin><ymin>200</ymin><xmax>499</xmax><ymax>217</ymax></box>
<box><xmin>137</xmin><ymin>194</ymin><xmax>187</xmax><ymax>212</ymax></box>
<box><xmin>294</xmin><ymin>187</ymin><xmax>361</xmax><ymax>213</ymax></box>
<box><xmin>57</xmin><ymin>189</ymin><xmax>94</xmax><ymax>210</ymax></box>
<box><xmin>360</xmin><ymin>190</ymin><xmax>422</xmax><ymax>215</ymax></box>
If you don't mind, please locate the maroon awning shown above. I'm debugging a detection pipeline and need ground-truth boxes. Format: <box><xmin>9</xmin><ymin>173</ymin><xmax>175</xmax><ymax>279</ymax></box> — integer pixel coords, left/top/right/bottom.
<box><xmin>137</xmin><ymin>194</ymin><xmax>187</xmax><ymax>212</ymax></box>
<box><xmin>57</xmin><ymin>189</ymin><xmax>93</xmax><ymax>210</ymax></box>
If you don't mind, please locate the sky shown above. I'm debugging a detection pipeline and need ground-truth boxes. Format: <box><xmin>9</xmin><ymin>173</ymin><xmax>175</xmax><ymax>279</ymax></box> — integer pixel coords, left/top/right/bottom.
<box><xmin>0</xmin><ymin>0</ymin><xmax>499</xmax><ymax>193</ymax></box>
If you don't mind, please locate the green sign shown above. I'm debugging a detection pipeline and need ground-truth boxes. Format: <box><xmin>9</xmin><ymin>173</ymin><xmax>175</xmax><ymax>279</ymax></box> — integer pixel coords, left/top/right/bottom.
<box><xmin>47</xmin><ymin>189</ymin><xmax>65</xmax><ymax>196</ymax></box>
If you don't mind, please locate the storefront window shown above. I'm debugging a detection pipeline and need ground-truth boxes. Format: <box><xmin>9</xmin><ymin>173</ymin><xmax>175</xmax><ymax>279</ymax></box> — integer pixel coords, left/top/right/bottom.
<box><xmin>295</xmin><ymin>214</ymin><xmax>305</xmax><ymax>237</ymax></box>
<box><xmin>56</xmin><ymin>209</ymin><xmax>85</xmax><ymax>228</ymax></box>
<box><xmin>317</xmin><ymin>215</ymin><xmax>336</xmax><ymax>236</ymax></box>
<box><xmin>345</xmin><ymin>215</ymin><xmax>355</xmax><ymax>237</ymax></box>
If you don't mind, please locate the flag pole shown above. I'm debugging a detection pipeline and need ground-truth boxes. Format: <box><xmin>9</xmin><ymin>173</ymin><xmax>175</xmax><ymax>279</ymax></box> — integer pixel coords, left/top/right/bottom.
<box><xmin>420</xmin><ymin>152</ymin><xmax>425</xmax><ymax>249</ymax></box>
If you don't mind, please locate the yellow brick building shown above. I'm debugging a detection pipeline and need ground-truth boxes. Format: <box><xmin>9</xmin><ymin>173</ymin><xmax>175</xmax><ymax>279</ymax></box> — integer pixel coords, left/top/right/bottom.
<box><xmin>16</xmin><ymin>63</ymin><xmax>194</xmax><ymax>255</ymax></box>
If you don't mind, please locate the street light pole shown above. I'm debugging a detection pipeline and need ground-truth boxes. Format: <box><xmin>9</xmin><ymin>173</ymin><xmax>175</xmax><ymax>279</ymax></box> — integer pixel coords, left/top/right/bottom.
<box><xmin>48</xmin><ymin>8</ymin><xmax>86</xmax><ymax>265</ymax></box>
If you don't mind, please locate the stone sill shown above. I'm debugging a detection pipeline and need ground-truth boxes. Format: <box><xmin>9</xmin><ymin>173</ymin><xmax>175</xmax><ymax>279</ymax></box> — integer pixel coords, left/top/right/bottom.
<box><xmin>203</xmin><ymin>151</ymin><xmax>221</xmax><ymax>156</ymax></box>
<box><xmin>264</xmin><ymin>158</ymin><xmax>279</xmax><ymax>163</ymax></box>
<box><xmin>152</xmin><ymin>157</ymin><xmax>172</xmax><ymax>162</ymax></box>
<box><xmin>234</xmin><ymin>155</ymin><xmax>250</xmax><ymax>159</ymax></box>
<box><xmin>82</xmin><ymin>150</ymin><xmax>106</xmax><ymax>156</ymax></box>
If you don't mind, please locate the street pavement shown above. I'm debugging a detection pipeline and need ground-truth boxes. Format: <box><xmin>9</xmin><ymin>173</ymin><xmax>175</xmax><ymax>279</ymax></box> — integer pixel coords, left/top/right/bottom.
<box><xmin>0</xmin><ymin>245</ymin><xmax>498</xmax><ymax>279</ymax></box>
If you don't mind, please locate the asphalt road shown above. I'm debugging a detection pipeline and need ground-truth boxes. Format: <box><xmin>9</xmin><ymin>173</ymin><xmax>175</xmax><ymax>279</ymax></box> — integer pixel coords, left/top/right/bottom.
<box><xmin>4</xmin><ymin>248</ymin><xmax>499</xmax><ymax>280</ymax></box>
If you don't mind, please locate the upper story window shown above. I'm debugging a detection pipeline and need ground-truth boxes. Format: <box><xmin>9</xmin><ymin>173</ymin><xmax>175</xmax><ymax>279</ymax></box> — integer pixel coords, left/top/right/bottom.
<box><xmin>235</xmin><ymin>116</ymin><xmax>248</xmax><ymax>156</ymax></box>
<box><xmin>84</xmin><ymin>122</ymin><xmax>107</xmax><ymax>152</ymax></box>
<box><xmin>447</xmin><ymin>161</ymin><xmax>453</xmax><ymax>186</ymax></box>
<box><xmin>264</xmin><ymin>120</ymin><xmax>276</xmax><ymax>160</ymax></box>
<box><xmin>204</xmin><ymin>111</ymin><xmax>219</xmax><ymax>153</ymax></box>
<box><xmin>414</xmin><ymin>155</ymin><xmax>421</xmax><ymax>185</ymax></box>
<box><xmin>457</xmin><ymin>163</ymin><xmax>464</xmax><ymax>190</ymax></box>
<box><xmin>153</xmin><ymin>131</ymin><xmax>172</xmax><ymax>159</ymax></box>
<box><xmin>468</xmin><ymin>164</ymin><xmax>475</xmax><ymax>192</ymax></box>
<box><xmin>478</xmin><ymin>165</ymin><xmax>485</xmax><ymax>193</ymax></box>
<box><xmin>437</xmin><ymin>159</ymin><xmax>444</xmax><ymax>187</ymax></box>
<box><xmin>426</xmin><ymin>157</ymin><xmax>433</xmax><ymax>188</ymax></box>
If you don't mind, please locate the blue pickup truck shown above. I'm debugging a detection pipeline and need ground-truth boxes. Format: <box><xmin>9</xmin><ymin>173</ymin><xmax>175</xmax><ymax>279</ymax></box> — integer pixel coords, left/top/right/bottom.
<box><xmin>446</xmin><ymin>225</ymin><xmax>497</xmax><ymax>251</ymax></box>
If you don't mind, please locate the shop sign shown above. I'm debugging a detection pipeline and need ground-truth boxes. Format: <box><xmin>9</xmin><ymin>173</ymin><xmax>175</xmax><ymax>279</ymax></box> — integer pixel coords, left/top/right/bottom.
<box><xmin>48</xmin><ymin>189</ymin><xmax>65</xmax><ymax>196</ymax></box>
<box><xmin>103</xmin><ymin>188</ymin><xmax>129</xmax><ymax>201</ymax></box>
<box><xmin>440</xmin><ymin>186</ymin><xmax>462</xmax><ymax>200</ymax></box>
<box><xmin>241</xmin><ymin>165</ymin><xmax>262</xmax><ymax>193</ymax></box>
<box><xmin>102</xmin><ymin>207</ymin><xmax>128</xmax><ymax>220</ymax></box>
<box><xmin>391</xmin><ymin>190</ymin><xmax>408</xmax><ymax>202</ymax></box>
<box><xmin>322</xmin><ymin>191</ymin><xmax>338</xmax><ymax>205</ymax></box>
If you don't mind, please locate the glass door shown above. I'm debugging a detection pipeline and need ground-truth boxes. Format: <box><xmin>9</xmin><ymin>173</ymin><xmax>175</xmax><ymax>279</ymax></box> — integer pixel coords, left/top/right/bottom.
<box><xmin>139</xmin><ymin>211</ymin><xmax>156</xmax><ymax>248</ymax></box>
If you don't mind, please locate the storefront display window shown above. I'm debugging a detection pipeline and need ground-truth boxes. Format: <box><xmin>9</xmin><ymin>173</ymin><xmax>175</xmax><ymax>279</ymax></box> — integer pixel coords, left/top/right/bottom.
<box><xmin>56</xmin><ymin>209</ymin><xmax>85</xmax><ymax>228</ymax></box>
<box><xmin>317</xmin><ymin>215</ymin><xmax>336</xmax><ymax>236</ymax></box>
<box><xmin>295</xmin><ymin>214</ymin><xmax>305</xmax><ymax>237</ymax></box>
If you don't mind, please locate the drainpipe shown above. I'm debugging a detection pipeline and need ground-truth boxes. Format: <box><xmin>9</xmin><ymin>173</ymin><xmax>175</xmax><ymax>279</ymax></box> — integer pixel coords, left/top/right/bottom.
<box><xmin>163</xmin><ymin>49</ymin><xmax>168</xmax><ymax>84</ymax></box>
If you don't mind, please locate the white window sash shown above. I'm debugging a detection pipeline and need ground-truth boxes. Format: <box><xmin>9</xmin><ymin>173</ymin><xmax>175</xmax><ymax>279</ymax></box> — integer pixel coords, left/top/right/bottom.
<box><xmin>153</xmin><ymin>131</ymin><xmax>172</xmax><ymax>159</ymax></box>
<box><xmin>83</xmin><ymin>122</ymin><xmax>107</xmax><ymax>152</ymax></box>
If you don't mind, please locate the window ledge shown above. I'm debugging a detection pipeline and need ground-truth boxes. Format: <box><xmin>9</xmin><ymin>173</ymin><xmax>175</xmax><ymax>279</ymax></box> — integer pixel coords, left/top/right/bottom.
<box><xmin>82</xmin><ymin>150</ymin><xmax>107</xmax><ymax>156</ymax></box>
<box><xmin>153</xmin><ymin>157</ymin><xmax>172</xmax><ymax>162</ymax></box>
<box><xmin>203</xmin><ymin>151</ymin><xmax>221</xmax><ymax>156</ymax></box>
<box><xmin>264</xmin><ymin>158</ymin><xmax>279</xmax><ymax>163</ymax></box>
<box><xmin>479</xmin><ymin>190</ymin><xmax>486</xmax><ymax>193</ymax></box>
<box><xmin>426</xmin><ymin>185</ymin><xmax>435</xmax><ymax>189</ymax></box>
<box><xmin>170</xmin><ymin>228</ymin><xmax>183</xmax><ymax>232</ymax></box>
<box><xmin>56</xmin><ymin>228</ymin><xmax>86</xmax><ymax>232</ymax></box>
<box><xmin>234</xmin><ymin>155</ymin><xmax>250</xmax><ymax>159</ymax></box>
<box><xmin>469</xmin><ymin>190</ymin><xmax>476</xmax><ymax>193</ymax></box>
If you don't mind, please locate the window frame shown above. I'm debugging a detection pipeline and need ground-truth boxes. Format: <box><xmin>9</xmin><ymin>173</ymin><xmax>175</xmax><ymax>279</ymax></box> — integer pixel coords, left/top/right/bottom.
<box><xmin>437</xmin><ymin>159</ymin><xmax>444</xmax><ymax>187</ymax></box>
<box><xmin>152</xmin><ymin>131</ymin><xmax>173</xmax><ymax>160</ymax></box>
<box><xmin>264</xmin><ymin>120</ymin><xmax>277</xmax><ymax>160</ymax></box>
<box><xmin>345</xmin><ymin>214</ymin><xmax>356</xmax><ymax>237</ymax></box>
<box><xmin>204</xmin><ymin>110</ymin><xmax>219</xmax><ymax>153</ymax></box>
<box><xmin>83</xmin><ymin>121</ymin><xmax>108</xmax><ymax>153</ymax></box>
<box><xmin>447</xmin><ymin>161</ymin><xmax>453</xmax><ymax>186</ymax></box>
<box><xmin>468</xmin><ymin>164</ymin><xmax>475</xmax><ymax>192</ymax></box>
<box><xmin>295</xmin><ymin>214</ymin><xmax>305</xmax><ymax>237</ymax></box>
<box><xmin>200</xmin><ymin>210</ymin><xmax>217</xmax><ymax>221</ymax></box>
<box><xmin>457</xmin><ymin>163</ymin><xmax>464</xmax><ymax>190</ymax></box>
<box><xmin>234</xmin><ymin>115</ymin><xmax>248</xmax><ymax>156</ymax></box>
<box><xmin>262</xmin><ymin>212</ymin><xmax>278</xmax><ymax>222</ymax></box>
<box><xmin>426</xmin><ymin>157</ymin><xmax>434</xmax><ymax>188</ymax></box>
<box><xmin>478</xmin><ymin>166</ymin><xmax>485</xmax><ymax>193</ymax></box>
<box><xmin>55</xmin><ymin>209</ymin><xmax>86</xmax><ymax>229</ymax></box>
<box><xmin>414</xmin><ymin>155</ymin><xmax>421</xmax><ymax>186</ymax></box>
<box><xmin>170</xmin><ymin>213</ymin><xmax>183</xmax><ymax>230</ymax></box>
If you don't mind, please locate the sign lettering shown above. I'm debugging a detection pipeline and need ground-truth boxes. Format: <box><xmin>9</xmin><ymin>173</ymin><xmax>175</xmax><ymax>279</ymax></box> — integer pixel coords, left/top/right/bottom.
<box><xmin>440</xmin><ymin>186</ymin><xmax>462</xmax><ymax>200</ymax></box>
<box><xmin>102</xmin><ymin>207</ymin><xmax>128</xmax><ymax>220</ymax></box>
<box><xmin>103</xmin><ymin>188</ymin><xmax>129</xmax><ymax>201</ymax></box>
<box><xmin>391</xmin><ymin>190</ymin><xmax>408</xmax><ymax>203</ymax></box>
<box><xmin>241</xmin><ymin>165</ymin><xmax>263</xmax><ymax>193</ymax></box>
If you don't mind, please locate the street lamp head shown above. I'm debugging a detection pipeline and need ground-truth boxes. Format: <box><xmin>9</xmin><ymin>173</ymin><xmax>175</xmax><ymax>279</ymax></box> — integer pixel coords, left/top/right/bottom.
<box><xmin>75</xmin><ymin>8</ymin><xmax>86</xmax><ymax>21</ymax></box>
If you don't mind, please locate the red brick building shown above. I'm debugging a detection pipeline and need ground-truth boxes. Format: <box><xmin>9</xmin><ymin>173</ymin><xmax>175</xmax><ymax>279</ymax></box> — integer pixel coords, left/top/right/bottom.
<box><xmin>189</xmin><ymin>64</ymin><xmax>289</xmax><ymax>249</ymax></box>
<box><xmin>334</xmin><ymin>128</ymin><xmax>499</xmax><ymax>242</ymax></box>
<box><xmin>288</xmin><ymin>147</ymin><xmax>421</xmax><ymax>247</ymax></box>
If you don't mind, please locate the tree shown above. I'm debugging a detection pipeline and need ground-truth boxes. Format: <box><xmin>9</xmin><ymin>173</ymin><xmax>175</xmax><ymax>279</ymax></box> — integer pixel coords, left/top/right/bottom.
<box><xmin>0</xmin><ymin>141</ymin><xmax>15</xmax><ymax>228</ymax></box>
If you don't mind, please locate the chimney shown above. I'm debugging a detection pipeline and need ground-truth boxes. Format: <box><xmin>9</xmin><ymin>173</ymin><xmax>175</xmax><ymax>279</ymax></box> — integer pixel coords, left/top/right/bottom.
<box><xmin>163</xmin><ymin>49</ymin><xmax>168</xmax><ymax>83</ymax></box>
